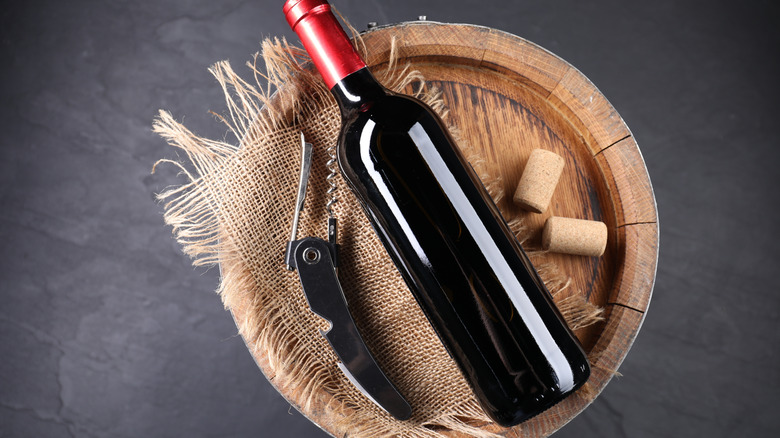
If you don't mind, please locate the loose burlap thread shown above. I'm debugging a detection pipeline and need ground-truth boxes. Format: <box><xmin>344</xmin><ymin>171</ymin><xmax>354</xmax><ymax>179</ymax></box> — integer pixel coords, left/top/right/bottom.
<box><xmin>153</xmin><ymin>34</ymin><xmax>606</xmax><ymax>438</ymax></box>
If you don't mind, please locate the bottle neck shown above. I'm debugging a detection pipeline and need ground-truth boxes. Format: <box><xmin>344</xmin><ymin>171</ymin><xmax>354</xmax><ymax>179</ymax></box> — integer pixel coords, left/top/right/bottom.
<box><xmin>284</xmin><ymin>0</ymin><xmax>366</xmax><ymax>90</ymax></box>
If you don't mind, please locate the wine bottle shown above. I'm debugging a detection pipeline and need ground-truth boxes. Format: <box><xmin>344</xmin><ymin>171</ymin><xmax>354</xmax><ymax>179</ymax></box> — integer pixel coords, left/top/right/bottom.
<box><xmin>283</xmin><ymin>0</ymin><xmax>590</xmax><ymax>427</ymax></box>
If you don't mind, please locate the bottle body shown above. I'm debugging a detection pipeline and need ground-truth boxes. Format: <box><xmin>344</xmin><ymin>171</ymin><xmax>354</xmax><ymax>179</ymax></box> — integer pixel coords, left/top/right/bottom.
<box><xmin>333</xmin><ymin>70</ymin><xmax>589</xmax><ymax>426</ymax></box>
<box><xmin>284</xmin><ymin>0</ymin><xmax>590</xmax><ymax>426</ymax></box>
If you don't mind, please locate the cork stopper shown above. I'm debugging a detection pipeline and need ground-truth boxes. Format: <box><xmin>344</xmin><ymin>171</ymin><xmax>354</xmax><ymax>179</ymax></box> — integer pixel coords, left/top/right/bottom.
<box><xmin>542</xmin><ymin>216</ymin><xmax>608</xmax><ymax>257</ymax></box>
<box><xmin>513</xmin><ymin>149</ymin><xmax>565</xmax><ymax>213</ymax></box>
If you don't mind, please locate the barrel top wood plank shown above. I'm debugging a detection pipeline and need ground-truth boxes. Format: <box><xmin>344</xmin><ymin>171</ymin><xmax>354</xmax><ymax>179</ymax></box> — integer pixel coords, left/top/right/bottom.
<box><xmin>232</xmin><ymin>22</ymin><xmax>658</xmax><ymax>437</ymax></box>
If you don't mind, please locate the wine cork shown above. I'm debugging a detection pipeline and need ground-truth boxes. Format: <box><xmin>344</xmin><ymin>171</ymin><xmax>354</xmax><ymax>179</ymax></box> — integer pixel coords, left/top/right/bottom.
<box><xmin>542</xmin><ymin>216</ymin><xmax>608</xmax><ymax>257</ymax></box>
<box><xmin>513</xmin><ymin>149</ymin><xmax>565</xmax><ymax>213</ymax></box>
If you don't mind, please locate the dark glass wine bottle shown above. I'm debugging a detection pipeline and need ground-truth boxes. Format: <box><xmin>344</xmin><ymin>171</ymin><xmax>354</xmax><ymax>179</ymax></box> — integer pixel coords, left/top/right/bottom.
<box><xmin>283</xmin><ymin>0</ymin><xmax>590</xmax><ymax>427</ymax></box>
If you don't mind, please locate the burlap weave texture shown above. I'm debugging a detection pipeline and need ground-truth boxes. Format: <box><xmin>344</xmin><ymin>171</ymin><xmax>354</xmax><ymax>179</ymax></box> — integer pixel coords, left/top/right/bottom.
<box><xmin>153</xmin><ymin>36</ymin><xmax>603</xmax><ymax>438</ymax></box>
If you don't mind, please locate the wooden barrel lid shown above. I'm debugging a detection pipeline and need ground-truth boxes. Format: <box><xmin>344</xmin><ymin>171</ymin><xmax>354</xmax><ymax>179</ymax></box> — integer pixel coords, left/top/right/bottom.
<box><xmin>233</xmin><ymin>22</ymin><xmax>658</xmax><ymax>437</ymax></box>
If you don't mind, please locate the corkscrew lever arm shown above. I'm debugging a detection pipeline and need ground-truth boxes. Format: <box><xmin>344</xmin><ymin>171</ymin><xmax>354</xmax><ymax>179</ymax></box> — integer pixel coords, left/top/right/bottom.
<box><xmin>287</xmin><ymin>132</ymin><xmax>313</xmax><ymax>265</ymax></box>
<box><xmin>284</xmin><ymin>133</ymin><xmax>412</xmax><ymax>421</ymax></box>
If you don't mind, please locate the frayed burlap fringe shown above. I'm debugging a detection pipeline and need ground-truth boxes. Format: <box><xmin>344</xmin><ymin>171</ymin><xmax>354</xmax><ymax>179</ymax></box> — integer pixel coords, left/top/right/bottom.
<box><xmin>154</xmin><ymin>33</ymin><xmax>606</xmax><ymax>438</ymax></box>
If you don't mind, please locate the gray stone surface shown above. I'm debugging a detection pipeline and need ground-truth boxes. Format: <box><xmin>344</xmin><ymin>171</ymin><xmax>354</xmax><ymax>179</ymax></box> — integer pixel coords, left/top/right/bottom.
<box><xmin>1</xmin><ymin>0</ymin><xmax>778</xmax><ymax>437</ymax></box>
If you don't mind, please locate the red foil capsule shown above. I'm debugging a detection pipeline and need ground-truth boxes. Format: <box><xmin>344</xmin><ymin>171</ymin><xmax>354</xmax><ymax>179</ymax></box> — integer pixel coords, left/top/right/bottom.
<box><xmin>283</xmin><ymin>0</ymin><xmax>366</xmax><ymax>90</ymax></box>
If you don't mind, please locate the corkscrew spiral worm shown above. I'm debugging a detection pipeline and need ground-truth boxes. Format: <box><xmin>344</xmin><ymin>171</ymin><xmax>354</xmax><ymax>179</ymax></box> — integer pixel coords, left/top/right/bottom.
<box><xmin>325</xmin><ymin>142</ymin><xmax>339</xmax><ymax>217</ymax></box>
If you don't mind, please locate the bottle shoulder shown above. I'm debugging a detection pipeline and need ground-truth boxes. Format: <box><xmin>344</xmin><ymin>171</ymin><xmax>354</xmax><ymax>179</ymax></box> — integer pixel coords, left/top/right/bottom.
<box><xmin>341</xmin><ymin>93</ymin><xmax>441</xmax><ymax>138</ymax></box>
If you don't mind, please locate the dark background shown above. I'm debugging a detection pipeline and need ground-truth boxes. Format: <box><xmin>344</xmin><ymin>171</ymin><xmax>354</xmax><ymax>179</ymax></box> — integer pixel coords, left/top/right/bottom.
<box><xmin>2</xmin><ymin>0</ymin><xmax>778</xmax><ymax>437</ymax></box>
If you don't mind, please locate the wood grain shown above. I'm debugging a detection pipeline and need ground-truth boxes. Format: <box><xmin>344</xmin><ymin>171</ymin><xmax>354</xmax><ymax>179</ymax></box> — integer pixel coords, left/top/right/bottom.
<box><xmin>596</xmin><ymin>136</ymin><xmax>658</xmax><ymax>226</ymax></box>
<box><xmin>240</xmin><ymin>22</ymin><xmax>658</xmax><ymax>437</ymax></box>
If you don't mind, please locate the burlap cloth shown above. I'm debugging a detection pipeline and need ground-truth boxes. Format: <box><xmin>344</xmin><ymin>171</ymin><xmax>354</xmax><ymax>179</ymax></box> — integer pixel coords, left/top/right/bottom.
<box><xmin>154</xmin><ymin>35</ymin><xmax>604</xmax><ymax>437</ymax></box>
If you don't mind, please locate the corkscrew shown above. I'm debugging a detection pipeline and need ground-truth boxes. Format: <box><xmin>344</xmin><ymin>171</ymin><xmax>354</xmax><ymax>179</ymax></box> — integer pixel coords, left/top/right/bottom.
<box><xmin>325</xmin><ymin>139</ymin><xmax>339</xmax><ymax>219</ymax></box>
<box><xmin>284</xmin><ymin>133</ymin><xmax>412</xmax><ymax>421</ymax></box>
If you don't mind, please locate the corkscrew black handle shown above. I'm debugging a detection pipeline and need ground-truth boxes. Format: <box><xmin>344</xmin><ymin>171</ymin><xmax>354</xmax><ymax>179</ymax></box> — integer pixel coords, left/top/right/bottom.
<box><xmin>283</xmin><ymin>132</ymin><xmax>411</xmax><ymax>420</ymax></box>
<box><xmin>286</xmin><ymin>236</ymin><xmax>412</xmax><ymax>420</ymax></box>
